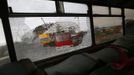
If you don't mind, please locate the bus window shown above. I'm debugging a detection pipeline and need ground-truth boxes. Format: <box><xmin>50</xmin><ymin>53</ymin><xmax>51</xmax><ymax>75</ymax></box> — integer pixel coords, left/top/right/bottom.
<box><xmin>92</xmin><ymin>5</ymin><xmax>109</xmax><ymax>15</ymax></box>
<box><xmin>125</xmin><ymin>9</ymin><xmax>134</xmax><ymax>20</ymax></box>
<box><xmin>0</xmin><ymin>19</ymin><xmax>10</xmax><ymax>65</ymax></box>
<box><xmin>9</xmin><ymin>17</ymin><xmax>92</xmax><ymax>61</ymax></box>
<box><xmin>94</xmin><ymin>17</ymin><xmax>123</xmax><ymax>44</ymax></box>
<box><xmin>7</xmin><ymin>0</ymin><xmax>56</xmax><ymax>13</ymax></box>
<box><xmin>64</xmin><ymin>2</ymin><xmax>88</xmax><ymax>14</ymax></box>
<box><xmin>111</xmin><ymin>8</ymin><xmax>121</xmax><ymax>15</ymax></box>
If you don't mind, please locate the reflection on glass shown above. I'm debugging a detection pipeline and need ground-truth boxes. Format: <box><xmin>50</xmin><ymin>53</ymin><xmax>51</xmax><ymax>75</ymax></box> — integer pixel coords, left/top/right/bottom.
<box><xmin>9</xmin><ymin>17</ymin><xmax>92</xmax><ymax>61</ymax></box>
<box><xmin>64</xmin><ymin>2</ymin><xmax>88</xmax><ymax>14</ymax></box>
<box><xmin>0</xmin><ymin>19</ymin><xmax>10</xmax><ymax>65</ymax></box>
<box><xmin>7</xmin><ymin>0</ymin><xmax>56</xmax><ymax>13</ymax></box>
<box><xmin>94</xmin><ymin>17</ymin><xmax>123</xmax><ymax>44</ymax></box>
<box><xmin>111</xmin><ymin>8</ymin><xmax>121</xmax><ymax>15</ymax></box>
<box><xmin>92</xmin><ymin>5</ymin><xmax>109</xmax><ymax>14</ymax></box>
<box><xmin>125</xmin><ymin>9</ymin><xmax>134</xmax><ymax>19</ymax></box>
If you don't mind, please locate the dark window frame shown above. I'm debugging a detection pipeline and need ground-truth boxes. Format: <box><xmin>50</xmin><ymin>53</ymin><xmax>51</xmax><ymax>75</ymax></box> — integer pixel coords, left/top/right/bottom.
<box><xmin>0</xmin><ymin>0</ymin><xmax>126</xmax><ymax>63</ymax></box>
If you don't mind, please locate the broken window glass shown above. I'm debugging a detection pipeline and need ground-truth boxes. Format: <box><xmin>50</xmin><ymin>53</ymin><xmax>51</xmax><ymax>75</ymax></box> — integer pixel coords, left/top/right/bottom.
<box><xmin>9</xmin><ymin>17</ymin><xmax>92</xmax><ymax>61</ymax></box>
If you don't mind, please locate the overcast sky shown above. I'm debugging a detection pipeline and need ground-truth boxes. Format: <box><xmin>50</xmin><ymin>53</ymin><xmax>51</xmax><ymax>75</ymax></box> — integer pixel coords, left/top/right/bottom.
<box><xmin>7</xmin><ymin>0</ymin><xmax>56</xmax><ymax>13</ymax></box>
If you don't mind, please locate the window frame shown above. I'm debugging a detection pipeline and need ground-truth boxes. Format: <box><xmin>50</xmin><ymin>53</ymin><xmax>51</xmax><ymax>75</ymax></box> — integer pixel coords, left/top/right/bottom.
<box><xmin>1</xmin><ymin>0</ymin><xmax>126</xmax><ymax>63</ymax></box>
<box><xmin>0</xmin><ymin>18</ymin><xmax>10</xmax><ymax>65</ymax></box>
<box><xmin>92</xmin><ymin>7</ymin><xmax>125</xmax><ymax>45</ymax></box>
<box><xmin>6</xmin><ymin>0</ymin><xmax>93</xmax><ymax>62</ymax></box>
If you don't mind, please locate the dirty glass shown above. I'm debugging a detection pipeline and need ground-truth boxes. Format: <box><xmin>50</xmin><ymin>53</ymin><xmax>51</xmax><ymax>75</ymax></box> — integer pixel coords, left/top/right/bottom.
<box><xmin>9</xmin><ymin>17</ymin><xmax>92</xmax><ymax>61</ymax></box>
<box><xmin>94</xmin><ymin>17</ymin><xmax>123</xmax><ymax>44</ymax></box>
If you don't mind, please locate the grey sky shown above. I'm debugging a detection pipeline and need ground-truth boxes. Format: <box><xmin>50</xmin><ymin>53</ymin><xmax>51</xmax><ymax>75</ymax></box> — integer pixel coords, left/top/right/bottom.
<box><xmin>8</xmin><ymin>0</ymin><xmax>56</xmax><ymax>13</ymax></box>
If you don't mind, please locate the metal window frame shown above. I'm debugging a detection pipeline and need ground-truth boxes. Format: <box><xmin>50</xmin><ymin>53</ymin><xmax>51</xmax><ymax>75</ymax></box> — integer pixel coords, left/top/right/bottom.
<box><xmin>0</xmin><ymin>0</ymin><xmax>126</xmax><ymax>62</ymax></box>
<box><xmin>0</xmin><ymin>0</ymin><xmax>17</xmax><ymax>62</ymax></box>
<box><xmin>92</xmin><ymin>5</ymin><xmax>125</xmax><ymax>45</ymax></box>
